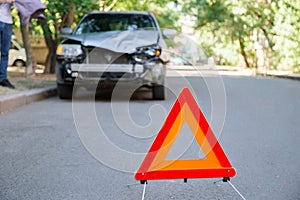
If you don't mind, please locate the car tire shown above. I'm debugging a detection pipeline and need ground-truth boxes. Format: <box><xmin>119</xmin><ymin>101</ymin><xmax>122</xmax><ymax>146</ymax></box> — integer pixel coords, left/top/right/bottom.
<box><xmin>57</xmin><ymin>83</ymin><xmax>73</xmax><ymax>99</ymax></box>
<box><xmin>14</xmin><ymin>60</ymin><xmax>25</xmax><ymax>67</ymax></box>
<box><xmin>152</xmin><ymin>85</ymin><xmax>165</xmax><ymax>100</ymax></box>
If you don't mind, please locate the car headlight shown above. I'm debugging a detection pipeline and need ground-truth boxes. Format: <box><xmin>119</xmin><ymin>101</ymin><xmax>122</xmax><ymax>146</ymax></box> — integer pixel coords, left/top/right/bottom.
<box><xmin>144</xmin><ymin>48</ymin><xmax>161</xmax><ymax>57</ymax></box>
<box><xmin>134</xmin><ymin>45</ymin><xmax>162</xmax><ymax>63</ymax></box>
<box><xmin>57</xmin><ymin>44</ymin><xmax>83</xmax><ymax>57</ymax></box>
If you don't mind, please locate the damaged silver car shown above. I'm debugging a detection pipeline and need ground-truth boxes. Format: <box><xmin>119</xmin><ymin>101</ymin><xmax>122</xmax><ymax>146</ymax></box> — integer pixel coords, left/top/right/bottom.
<box><xmin>56</xmin><ymin>11</ymin><xmax>174</xmax><ymax>100</ymax></box>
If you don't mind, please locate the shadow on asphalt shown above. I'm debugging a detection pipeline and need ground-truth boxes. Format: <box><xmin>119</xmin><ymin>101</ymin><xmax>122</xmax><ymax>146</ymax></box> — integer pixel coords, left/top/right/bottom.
<box><xmin>71</xmin><ymin>86</ymin><xmax>154</xmax><ymax>102</ymax></box>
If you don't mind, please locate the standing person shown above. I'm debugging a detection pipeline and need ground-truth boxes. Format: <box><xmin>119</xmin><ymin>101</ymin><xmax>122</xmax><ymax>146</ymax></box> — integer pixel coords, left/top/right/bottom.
<box><xmin>0</xmin><ymin>0</ymin><xmax>15</xmax><ymax>89</ymax></box>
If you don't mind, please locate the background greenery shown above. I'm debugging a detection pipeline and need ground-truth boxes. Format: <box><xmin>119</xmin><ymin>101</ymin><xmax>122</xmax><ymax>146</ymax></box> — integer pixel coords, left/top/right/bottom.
<box><xmin>12</xmin><ymin>0</ymin><xmax>300</xmax><ymax>73</ymax></box>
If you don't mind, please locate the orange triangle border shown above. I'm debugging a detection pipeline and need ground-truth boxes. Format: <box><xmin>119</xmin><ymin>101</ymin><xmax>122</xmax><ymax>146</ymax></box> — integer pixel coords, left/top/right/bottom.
<box><xmin>135</xmin><ymin>88</ymin><xmax>236</xmax><ymax>181</ymax></box>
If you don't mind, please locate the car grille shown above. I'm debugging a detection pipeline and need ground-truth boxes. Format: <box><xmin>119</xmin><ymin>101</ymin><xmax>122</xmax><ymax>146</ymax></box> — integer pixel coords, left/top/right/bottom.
<box><xmin>79</xmin><ymin>72</ymin><xmax>126</xmax><ymax>78</ymax></box>
<box><xmin>83</xmin><ymin>47</ymin><xmax>131</xmax><ymax>64</ymax></box>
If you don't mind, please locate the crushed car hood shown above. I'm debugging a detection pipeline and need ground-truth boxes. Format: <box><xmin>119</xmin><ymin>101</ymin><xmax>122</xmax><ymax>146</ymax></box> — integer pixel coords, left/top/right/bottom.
<box><xmin>65</xmin><ymin>30</ymin><xmax>160</xmax><ymax>53</ymax></box>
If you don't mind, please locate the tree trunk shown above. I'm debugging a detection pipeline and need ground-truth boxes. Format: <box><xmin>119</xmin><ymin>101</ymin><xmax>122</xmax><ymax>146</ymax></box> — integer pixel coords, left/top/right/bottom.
<box><xmin>99</xmin><ymin>0</ymin><xmax>105</xmax><ymax>11</ymax></box>
<box><xmin>40</xmin><ymin>2</ymin><xmax>77</xmax><ymax>74</ymax></box>
<box><xmin>238</xmin><ymin>37</ymin><xmax>250</xmax><ymax>68</ymax></box>
<box><xmin>66</xmin><ymin>3</ymin><xmax>75</xmax><ymax>27</ymax></box>
<box><xmin>105</xmin><ymin>0</ymin><xmax>119</xmax><ymax>11</ymax></box>
<box><xmin>39</xmin><ymin>19</ymin><xmax>56</xmax><ymax>74</ymax></box>
<box><xmin>99</xmin><ymin>0</ymin><xmax>119</xmax><ymax>11</ymax></box>
<box><xmin>20</xmin><ymin>24</ymin><xmax>36</xmax><ymax>77</ymax></box>
<box><xmin>61</xmin><ymin>2</ymin><xmax>75</xmax><ymax>28</ymax></box>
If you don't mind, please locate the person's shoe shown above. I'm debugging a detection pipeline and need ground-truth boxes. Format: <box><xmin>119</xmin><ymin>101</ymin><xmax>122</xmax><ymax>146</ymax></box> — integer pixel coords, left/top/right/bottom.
<box><xmin>0</xmin><ymin>79</ymin><xmax>15</xmax><ymax>89</ymax></box>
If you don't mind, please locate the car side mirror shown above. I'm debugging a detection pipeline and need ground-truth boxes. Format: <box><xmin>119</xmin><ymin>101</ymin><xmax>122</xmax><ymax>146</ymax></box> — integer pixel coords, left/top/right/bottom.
<box><xmin>162</xmin><ymin>28</ymin><xmax>177</xmax><ymax>39</ymax></box>
<box><xmin>60</xmin><ymin>28</ymin><xmax>73</xmax><ymax>35</ymax></box>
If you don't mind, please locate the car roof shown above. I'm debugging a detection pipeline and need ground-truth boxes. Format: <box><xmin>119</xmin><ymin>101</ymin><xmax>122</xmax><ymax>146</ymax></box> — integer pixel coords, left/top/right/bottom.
<box><xmin>87</xmin><ymin>11</ymin><xmax>151</xmax><ymax>16</ymax></box>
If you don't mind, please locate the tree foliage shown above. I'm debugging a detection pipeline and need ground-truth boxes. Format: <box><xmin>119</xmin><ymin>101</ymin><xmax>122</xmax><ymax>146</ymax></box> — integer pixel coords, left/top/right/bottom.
<box><xmin>182</xmin><ymin>0</ymin><xmax>300</xmax><ymax>71</ymax></box>
<box><xmin>38</xmin><ymin>0</ymin><xmax>98</xmax><ymax>73</ymax></box>
<box><xmin>12</xmin><ymin>0</ymin><xmax>299</xmax><ymax>72</ymax></box>
<box><xmin>114</xmin><ymin>0</ymin><xmax>180</xmax><ymax>29</ymax></box>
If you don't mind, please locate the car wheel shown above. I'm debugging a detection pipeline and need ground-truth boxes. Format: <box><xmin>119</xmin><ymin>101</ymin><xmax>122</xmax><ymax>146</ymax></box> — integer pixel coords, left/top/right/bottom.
<box><xmin>57</xmin><ymin>83</ymin><xmax>73</xmax><ymax>99</ymax></box>
<box><xmin>14</xmin><ymin>60</ymin><xmax>25</xmax><ymax>67</ymax></box>
<box><xmin>152</xmin><ymin>85</ymin><xmax>165</xmax><ymax>100</ymax></box>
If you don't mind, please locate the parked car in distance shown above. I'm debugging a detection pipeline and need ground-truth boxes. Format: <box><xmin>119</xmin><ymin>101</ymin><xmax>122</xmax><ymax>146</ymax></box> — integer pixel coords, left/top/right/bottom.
<box><xmin>9</xmin><ymin>36</ymin><xmax>26</xmax><ymax>67</ymax></box>
<box><xmin>56</xmin><ymin>11</ymin><xmax>175</xmax><ymax>100</ymax></box>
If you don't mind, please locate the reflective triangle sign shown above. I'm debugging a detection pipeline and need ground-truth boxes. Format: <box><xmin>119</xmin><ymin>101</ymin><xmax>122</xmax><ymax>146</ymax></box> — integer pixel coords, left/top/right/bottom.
<box><xmin>135</xmin><ymin>88</ymin><xmax>236</xmax><ymax>181</ymax></box>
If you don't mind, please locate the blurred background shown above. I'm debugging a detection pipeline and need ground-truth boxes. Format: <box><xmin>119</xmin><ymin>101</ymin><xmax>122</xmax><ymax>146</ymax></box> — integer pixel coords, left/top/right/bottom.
<box><xmin>10</xmin><ymin>0</ymin><xmax>300</xmax><ymax>75</ymax></box>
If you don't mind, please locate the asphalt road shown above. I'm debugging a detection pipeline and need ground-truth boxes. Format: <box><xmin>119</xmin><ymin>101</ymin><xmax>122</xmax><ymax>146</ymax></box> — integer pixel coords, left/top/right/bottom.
<box><xmin>0</xmin><ymin>73</ymin><xmax>299</xmax><ymax>200</ymax></box>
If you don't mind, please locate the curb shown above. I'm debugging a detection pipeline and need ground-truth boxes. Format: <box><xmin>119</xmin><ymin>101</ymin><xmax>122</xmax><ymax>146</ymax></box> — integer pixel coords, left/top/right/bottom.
<box><xmin>0</xmin><ymin>86</ymin><xmax>57</xmax><ymax>114</ymax></box>
<box><xmin>257</xmin><ymin>73</ymin><xmax>300</xmax><ymax>81</ymax></box>
<box><xmin>266</xmin><ymin>74</ymin><xmax>300</xmax><ymax>81</ymax></box>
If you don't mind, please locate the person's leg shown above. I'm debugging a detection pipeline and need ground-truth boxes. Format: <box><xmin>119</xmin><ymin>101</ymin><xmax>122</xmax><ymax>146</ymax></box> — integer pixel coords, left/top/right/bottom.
<box><xmin>0</xmin><ymin>21</ymin><xmax>4</xmax><ymax>81</ymax></box>
<box><xmin>0</xmin><ymin>21</ymin><xmax>12</xmax><ymax>81</ymax></box>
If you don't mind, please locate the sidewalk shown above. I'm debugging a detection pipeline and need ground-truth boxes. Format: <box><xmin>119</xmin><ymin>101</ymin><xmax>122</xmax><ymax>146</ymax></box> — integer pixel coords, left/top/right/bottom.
<box><xmin>216</xmin><ymin>66</ymin><xmax>300</xmax><ymax>80</ymax></box>
<box><xmin>0</xmin><ymin>86</ymin><xmax>57</xmax><ymax>114</ymax></box>
<box><xmin>256</xmin><ymin>70</ymin><xmax>300</xmax><ymax>81</ymax></box>
<box><xmin>0</xmin><ymin>67</ymin><xmax>57</xmax><ymax>114</ymax></box>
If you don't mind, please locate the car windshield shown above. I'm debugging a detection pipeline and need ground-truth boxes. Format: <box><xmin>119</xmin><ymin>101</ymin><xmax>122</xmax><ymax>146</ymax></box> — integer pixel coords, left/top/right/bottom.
<box><xmin>74</xmin><ymin>13</ymin><xmax>157</xmax><ymax>35</ymax></box>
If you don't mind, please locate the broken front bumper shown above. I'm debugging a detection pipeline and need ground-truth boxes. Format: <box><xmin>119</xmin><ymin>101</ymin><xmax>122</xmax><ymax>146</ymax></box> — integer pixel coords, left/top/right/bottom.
<box><xmin>68</xmin><ymin>63</ymin><xmax>165</xmax><ymax>85</ymax></box>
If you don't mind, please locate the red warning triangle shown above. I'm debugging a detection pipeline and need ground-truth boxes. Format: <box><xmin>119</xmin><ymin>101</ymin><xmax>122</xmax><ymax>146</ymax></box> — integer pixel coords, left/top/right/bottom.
<box><xmin>135</xmin><ymin>88</ymin><xmax>236</xmax><ymax>181</ymax></box>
